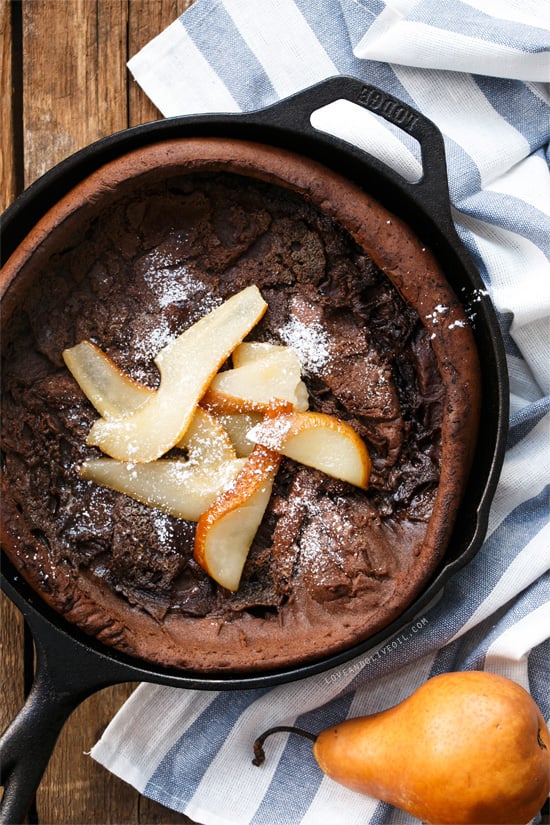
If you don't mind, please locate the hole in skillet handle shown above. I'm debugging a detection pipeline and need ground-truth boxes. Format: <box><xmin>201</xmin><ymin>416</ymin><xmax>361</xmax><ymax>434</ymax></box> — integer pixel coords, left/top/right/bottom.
<box><xmin>311</xmin><ymin>98</ymin><xmax>423</xmax><ymax>185</ymax></box>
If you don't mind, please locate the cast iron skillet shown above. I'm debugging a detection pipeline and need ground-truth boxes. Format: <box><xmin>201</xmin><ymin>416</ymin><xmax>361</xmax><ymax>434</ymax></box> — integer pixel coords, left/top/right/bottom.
<box><xmin>0</xmin><ymin>77</ymin><xmax>508</xmax><ymax>824</ymax></box>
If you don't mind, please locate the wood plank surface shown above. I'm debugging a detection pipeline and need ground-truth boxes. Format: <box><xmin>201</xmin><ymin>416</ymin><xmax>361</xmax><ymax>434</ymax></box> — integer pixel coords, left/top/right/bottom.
<box><xmin>1</xmin><ymin>2</ymin><xmax>200</xmax><ymax>822</ymax></box>
<box><xmin>1</xmin><ymin>0</ymin><xmax>18</xmax><ymax>208</ymax></box>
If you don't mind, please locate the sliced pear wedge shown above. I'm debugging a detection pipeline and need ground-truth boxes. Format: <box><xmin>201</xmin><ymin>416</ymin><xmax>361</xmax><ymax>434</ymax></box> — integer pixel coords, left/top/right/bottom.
<box><xmin>65</xmin><ymin>291</ymin><xmax>371</xmax><ymax>592</ymax></box>
<box><xmin>64</xmin><ymin>342</ymin><xmax>235</xmax><ymax>462</ymax></box>
<box><xmin>230</xmin><ymin>341</ymin><xmax>293</xmax><ymax>368</ymax></box>
<box><xmin>86</xmin><ymin>285</ymin><xmax>267</xmax><ymax>462</ymax></box>
<box><xmin>247</xmin><ymin>411</ymin><xmax>371</xmax><ymax>490</ymax></box>
<box><xmin>214</xmin><ymin>412</ymin><xmax>264</xmax><ymax>457</ymax></box>
<box><xmin>202</xmin><ymin>341</ymin><xmax>309</xmax><ymax>414</ymax></box>
<box><xmin>194</xmin><ymin>445</ymin><xmax>281</xmax><ymax>591</ymax></box>
<box><xmin>63</xmin><ymin>340</ymin><xmax>153</xmax><ymax>418</ymax></box>
<box><xmin>180</xmin><ymin>407</ymin><xmax>237</xmax><ymax>465</ymax></box>
<box><xmin>79</xmin><ymin>456</ymin><xmax>246</xmax><ymax>522</ymax></box>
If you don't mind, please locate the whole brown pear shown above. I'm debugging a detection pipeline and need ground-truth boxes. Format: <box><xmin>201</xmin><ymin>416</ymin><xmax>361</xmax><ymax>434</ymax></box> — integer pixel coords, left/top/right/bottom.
<box><xmin>312</xmin><ymin>671</ymin><xmax>550</xmax><ymax>824</ymax></box>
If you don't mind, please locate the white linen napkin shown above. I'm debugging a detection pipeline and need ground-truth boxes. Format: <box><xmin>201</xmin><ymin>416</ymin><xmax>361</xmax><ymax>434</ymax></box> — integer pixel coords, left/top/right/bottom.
<box><xmin>91</xmin><ymin>2</ymin><xmax>550</xmax><ymax>823</ymax></box>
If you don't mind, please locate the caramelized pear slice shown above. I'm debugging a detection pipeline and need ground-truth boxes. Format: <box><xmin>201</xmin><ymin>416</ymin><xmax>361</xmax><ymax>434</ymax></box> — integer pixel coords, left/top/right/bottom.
<box><xmin>63</xmin><ymin>340</ymin><xmax>153</xmax><ymax>418</ymax></box>
<box><xmin>64</xmin><ymin>342</ymin><xmax>235</xmax><ymax>462</ymax></box>
<box><xmin>180</xmin><ymin>407</ymin><xmax>237</xmax><ymax>465</ymax></box>
<box><xmin>214</xmin><ymin>412</ymin><xmax>263</xmax><ymax>457</ymax></box>
<box><xmin>248</xmin><ymin>411</ymin><xmax>371</xmax><ymax>489</ymax></box>
<box><xmin>194</xmin><ymin>446</ymin><xmax>280</xmax><ymax>591</ymax></box>
<box><xmin>79</xmin><ymin>456</ymin><xmax>246</xmax><ymax>522</ymax></box>
<box><xmin>86</xmin><ymin>285</ymin><xmax>267</xmax><ymax>462</ymax></box>
<box><xmin>202</xmin><ymin>341</ymin><xmax>308</xmax><ymax>414</ymax></box>
<box><xmin>230</xmin><ymin>341</ymin><xmax>295</xmax><ymax>368</ymax></box>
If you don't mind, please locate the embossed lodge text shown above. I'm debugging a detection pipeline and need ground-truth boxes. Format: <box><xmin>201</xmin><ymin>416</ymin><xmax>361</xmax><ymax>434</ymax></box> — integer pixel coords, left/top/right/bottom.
<box><xmin>357</xmin><ymin>87</ymin><xmax>419</xmax><ymax>133</ymax></box>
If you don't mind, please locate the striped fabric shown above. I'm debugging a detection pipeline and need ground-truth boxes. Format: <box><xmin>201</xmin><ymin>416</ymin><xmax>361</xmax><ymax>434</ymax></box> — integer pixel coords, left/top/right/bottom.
<box><xmin>92</xmin><ymin>2</ymin><xmax>550</xmax><ymax>822</ymax></box>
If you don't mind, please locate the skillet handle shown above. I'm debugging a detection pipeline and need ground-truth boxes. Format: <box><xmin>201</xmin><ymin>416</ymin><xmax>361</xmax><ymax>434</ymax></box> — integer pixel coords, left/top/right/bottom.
<box><xmin>0</xmin><ymin>642</ymin><xmax>89</xmax><ymax>825</ymax></box>
<box><xmin>0</xmin><ymin>570</ymin><xmax>134</xmax><ymax>825</ymax></box>
<box><xmin>253</xmin><ymin>76</ymin><xmax>456</xmax><ymax>240</ymax></box>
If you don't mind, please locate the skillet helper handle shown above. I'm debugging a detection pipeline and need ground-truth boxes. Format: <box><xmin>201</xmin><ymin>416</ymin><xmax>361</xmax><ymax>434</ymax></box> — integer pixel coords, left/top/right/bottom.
<box><xmin>257</xmin><ymin>76</ymin><xmax>455</xmax><ymax>237</ymax></box>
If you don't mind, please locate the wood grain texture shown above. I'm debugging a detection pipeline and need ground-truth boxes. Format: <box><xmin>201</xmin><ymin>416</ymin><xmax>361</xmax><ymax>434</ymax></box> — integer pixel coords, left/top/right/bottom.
<box><xmin>1</xmin><ymin>1</ymin><xmax>199</xmax><ymax>822</ymax></box>
<box><xmin>1</xmin><ymin>0</ymin><xmax>18</xmax><ymax>209</ymax></box>
<box><xmin>0</xmin><ymin>594</ymin><xmax>26</xmax><ymax>750</ymax></box>
<box><xmin>21</xmin><ymin>0</ymin><xmax>128</xmax><ymax>185</ymax></box>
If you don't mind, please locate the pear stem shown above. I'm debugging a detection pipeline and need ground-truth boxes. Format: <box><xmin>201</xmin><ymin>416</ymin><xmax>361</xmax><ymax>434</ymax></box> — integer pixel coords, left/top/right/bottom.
<box><xmin>252</xmin><ymin>725</ymin><xmax>317</xmax><ymax>766</ymax></box>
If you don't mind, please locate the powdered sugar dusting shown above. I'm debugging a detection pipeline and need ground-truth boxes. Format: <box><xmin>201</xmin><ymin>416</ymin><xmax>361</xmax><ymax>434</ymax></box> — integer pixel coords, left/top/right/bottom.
<box><xmin>143</xmin><ymin>249</ymin><xmax>211</xmax><ymax>311</ymax></box>
<box><xmin>247</xmin><ymin>416</ymin><xmax>293</xmax><ymax>450</ymax></box>
<box><xmin>66</xmin><ymin>482</ymin><xmax>113</xmax><ymax>543</ymax></box>
<box><xmin>278</xmin><ymin>315</ymin><xmax>330</xmax><ymax>376</ymax></box>
<box><xmin>131</xmin><ymin>248</ymin><xmax>222</xmax><ymax>364</ymax></box>
<box><xmin>425</xmin><ymin>304</ymin><xmax>449</xmax><ymax>326</ymax></box>
<box><xmin>299</xmin><ymin>498</ymin><xmax>351</xmax><ymax>575</ymax></box>
<box><xmin>153</xmin><ymin>511</ymin><xmax>174</xmax><ymax>546</ymax></box>
<box><xmin>280</xmin><ymin>474</ymin><xmax>349</xmax><ymax>576</ymax></box>
<box><xmin>132</xmin><ymin>315</ymin><xmax>173</xmax><ymax>363</ymax></box>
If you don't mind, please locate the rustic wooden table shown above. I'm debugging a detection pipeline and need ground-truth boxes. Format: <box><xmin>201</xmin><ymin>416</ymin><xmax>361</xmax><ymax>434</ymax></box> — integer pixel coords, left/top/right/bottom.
<box><xmin>1</xmin><ymin>2</ymin><xmax>201</xmax><ymax>822</ymax></box>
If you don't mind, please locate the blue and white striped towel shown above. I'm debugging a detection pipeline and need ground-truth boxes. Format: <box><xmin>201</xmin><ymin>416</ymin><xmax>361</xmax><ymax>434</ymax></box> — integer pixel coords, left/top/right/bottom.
<box><xmin>91</xmin><ymin>2</ymin><xmax>550</xmax><ymax>822</ymax></box>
